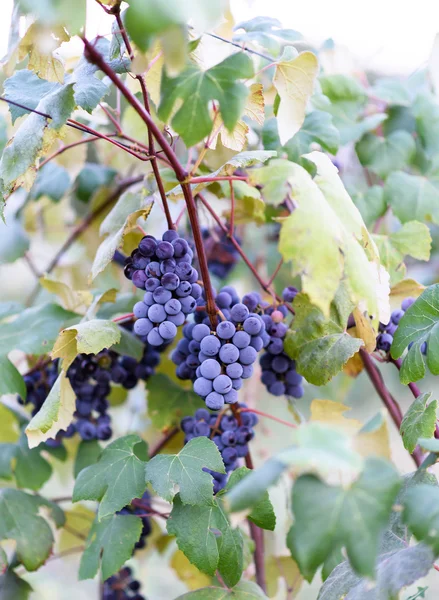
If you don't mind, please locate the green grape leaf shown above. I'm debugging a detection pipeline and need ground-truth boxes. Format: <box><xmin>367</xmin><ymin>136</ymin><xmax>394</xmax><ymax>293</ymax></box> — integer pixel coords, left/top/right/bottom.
<box><xmin>168</xmin><ymin>494</ymin><xmax>243</xmax><ymax>588</ymax></box>
<box><xmin>288</xmin><ymin>458</ymin><xmax>401</xmax><ymax>581</ymax></box>
<box><xmin>0</xmin><ymin>302</ymin><xmax>24</xmax><ymax>321</ymax></box>
<box><xmin>284</xmin><ymin>291</ymin><xmax>363</xmax><ymax>385</ymax></box>
<box><xmin>111</xmin><ymin>326</ymin><xmax>144</xmax><ymax>361</ymax></box>
<box><xmin>254</xmin><ymin>153</ymin><xmax>384</xmax><ymax>319</ymax></box>
<box><xmin>18</xmin><ymin>0</ymin><xmax>86</xmax><ymax>35</ymax></box>
<box><xmin>26</xmin><ymin>370</ymin><xmax>76</xmax><ymax>449</ymax></box>
<box><xmin>352</xmin><ymin>185</ymin><xmax>386</xmax><ymax>229</ymax></box>
<box><xmin>175</xmin><ymin>581</ymin><xmax>267</xmax><ymax>599</ymax></box>
<box><xmin>226</xmin><ymin>423</ymin><xmax>364</xmax><ymax>514</ymax></box>
<box><xmin>223</xmin><ymin>467</ymin><xmax>276</xmax><ymax>531</ymax></box>
<box><xmin>370</xmin><ymin>77</ymin><xmax>411</xmax><ymax>106</ymax></box>
<box><xmin>73</xmin><ymin>434</ymin><xmax>148</xmax><ymax>519</ymax></box>
<box><xmin>145</xmin><ymin>436</ymin><xmax>225</xmax><ymax>505</ymax></box>
<box><xmin>30</xmin><ymin>162</ymin><xmax>71</xmax><ymax>202</ymax></box>
<box><xmin>0</xmin><ymin>489</ymin><xmax>65</xmax><ymax>571</ymax></box>
<box><xmin>0</xmin><ymin>303</ymin><xmax>77</xmax><ymax>356</ymax></box>
<box><xmin>0</xmin><ymin>570</ymin><xmax>33</xmax><ymax>600</ymax></box>
<box><xmin>0</xmin><ymin>356</ymin><xmax>25</xmax><ymax>399</ymax></box>
<box><xmin>384</xmin><ymin>171</ymin><xmax>439</xmax><ymax>225</ymax></box>
<box><xmin>74</xmin><ymin>163</ymin><xmax>116</xmax><ymax>203</ymax></box>
<box><xmin>74</xmin><ymin>440</ymin><xmax>102</xmax><ymax>478</ymax></box>
<box><xmin>391</xmin><ymin>284</ymin><xmax>439</xmax><ymax>383</ymax></box>
<box><xmin>317</xmin><ymin>542</ymin><xmax>434</xmax><ymax>600</ymax></box>
<box><xmin>1</xmin><ymin>433</ymin><xmax>52</xmax><ymax>491</ymax></box>
<box><xmin>0</xmin><ymin>210</ymin><xmax>30</xmax><ymax>265</ymax></box>
<box><xmin>356</xmin><ymin>131</ymin><xmax>415</xmax><ymax>179</ymax></box>
<box><xmin>0</xmin><ymin>84</ymin><xmax>75</xmax><ymax>209</ymax></box>
<box><xmin>168</xmin><ymin>151</ymin><xmax>276</xmax><ymax>202</ymax></box>
<box><xmin>147</xmin><ymin>374</ymin><xmax>203</xmax><ymax>429</ymax></box>
<box><xmin>413</xmin><ymin>93</ymin><xmax>439</xmax><ymax>158</ymax></box>
<box><xmin>403</xmin><ymin>484</ymin><xmax>439</xmax><ymax>555</ymax></box>
<box><xmin>374</xmin><ymin>221</ymin><xmax>432</xmax><ymax>285</ymax></box>
<box><xmin>158</xmin><ymin>53</ymin><xmax>254</xmax><ymax>147</ymax></box>
<box><xmin>233</xmin><ymin>16</ymin><xmax>302</xmax><ymax>55</ymax></box>
<box><xmin>79</xmin><ymin>513</ymin><xmax>142</xmax><ymax>581</ymax></box>
<box><xmin>90</xmin><ymin>191</ymin><xmax>153</xmax><ymax>281</ymax></box>
<box><xmin>400</xmin><ymin>393</ymin><xmax>438</xmax><ymax>453</ymax></box>
<box><xmin>3</xmin><ymin>69</ymin><xmax>61</xmax><ymax>123</ymax></box>
<box><xmin>51</xmin><ymin>318</ymin><xmax>121</xmax><ymax>372</ymax></box>
<box><xmin>272</xmin><ymin>47</ymin><xmax>319</xmax><ymax>145</ymax></box>
<box><xmin>284</xmin><ymin>110</ymin><xmax>340</xmax><ymax>159</ymax></box>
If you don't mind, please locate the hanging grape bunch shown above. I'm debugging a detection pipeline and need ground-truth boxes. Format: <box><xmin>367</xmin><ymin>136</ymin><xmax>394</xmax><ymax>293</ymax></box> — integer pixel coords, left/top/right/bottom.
<box><xmin>181</xmin><ymin>406</ymin><xmax>258</xmax><ymax>493</ymax></box>
<box><xmin>376</xmin><ymin>297</ymin><xmax>426</xmax><ymax>355</ymax></box>
<box><xmin>124</xmin><ymin>230</ymin><xmax>201</xmax><ymax>346</ymax></box>
<box><xmin>173</xmin><ymin>285</ymin><xmax>266</xmax><ymax>410</ymax></box>
<box><xmin>203</xmin><ymin>226</ymin><xmax>240</xmax><ymax>280</ymax></box>
<box><xmin>103</xmin><ymin>566</ymin><xmax>146</xmax><ymax>600</ymax></box>
<box><xmin>18</xmin><ymin>361</ymin><xmax>59</xmax><ymax>415</ymax></box>
<box><xmin>117</xmin><ymin>491</ymin><xmax>152</xmax><ymax>552</ymax></box>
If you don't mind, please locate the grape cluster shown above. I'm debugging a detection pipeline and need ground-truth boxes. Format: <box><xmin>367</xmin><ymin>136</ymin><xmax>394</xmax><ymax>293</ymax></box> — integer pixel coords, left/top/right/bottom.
<box><xmin>376</xmin><ymin>297</ymin><xmax>426</xmax><ymax>354</ymax></box>
<box><xmin>123</xmin><ymin>230</ymin><xmax>201</xmax><ymax>346</ymax></box>
<box><xmin>19</xmin><ymin>361</ymin><xmax>59</xmax><ymax>416</ymax></box>
<box><xmin>180</xmin><ymin>406</ymin><xmax>258</xmax><ymax>493</ymax></box>
<box><xmin>173</xmin><ymin>288</ymin><xmax>266</xmax><ymax>410</ymax></box>
<box><xmin>103</xmin><ymin>567</ymin><xmax>145</xmax><ymax>600</ymax></box>
<box><xmin>117</xmin><ymin>491</ymin><xmax>152</xmax><ymax>552</ymax></box>
<box><xmin>203</xmin><ymin>226</ymin><xmax>239</xmax><ymax>279</ymax></box>
<box><xmin>243</xmin><ymin>288</ymin><xmax>304</xmax><ymax>399</ymax></box>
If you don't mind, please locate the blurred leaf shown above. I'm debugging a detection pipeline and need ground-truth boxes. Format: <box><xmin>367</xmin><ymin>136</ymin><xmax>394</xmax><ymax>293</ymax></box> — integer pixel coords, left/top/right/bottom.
<box><xmin>317</xmin><ymin>542</ymin><xmax>434</xmax><ymax>600</ymax></box>
<box><xmin>171</xmin><ymin>549</ymin><xmax>211</xmax><ymax>590</ymax></box>
<box><xmin>79</xmin><ymin>513</ymin><xmax>142</xmax><ymax>580</ymax></box>
<box><xmin>0</xmin><ymin>489</ymin><xmax>64</xmax><ymax>570</ymax></box>
<box><xmin>390</xmin><ymin>279</ymin><xmax>425</xmax><ymax>309</ymax></box>
<box><xmin>73</xmin><ymin>434</ymin><xmax>148</xmax><ymax>519</ymax></box>
<box><xmin>26</xmin><ymin>370</ymin><xmax>75</xmax><ymax>449</ymax></box>
<box><xmin>403</xmin><ymin>484</ymin><xmax>439</xmax><ymax>555</ymax></box>
<box><xmin>2</xmin><ymin>433</ymin><xmax>52</xmax><ymax>490</ymax></box>
<box><xmin>0</xmin><ymin>302</ymin><xmax>24</xmax><ymax>321</ymax></box>
<box><xmin>74</xmin><ymin>163</ymin><xmax>117</xmax><ymax>204</ymax></box>
<box><xmin>288</xmin><ymin>459</ymin><xmax>401</xmax><ymax>581</ymax></box>
<box><xmin>168</xmin><ymin>494</ymin><xmax>243</xmax><ymax>588</ymax></box>
<box><xmin>147</xmin><ymin>374</ymin><xmax>203</xmax><ymax>429</ymax></box>
<box><xmin>51</xmin><ymin>319</ymin><xmax>121</xmax><ymax>372</ymax></box>
<box><xmin>18</xmin><ymin>23</ymin><xmax>69</xmax><ymax>83</ymax></box>
<box><xmin>273</xmin><ymin>48</ymin><xmax>319</xmax><ymax>145</ymax></box>
<box><xmin>223</xmin><ymin>468</ymin><xmax>276</xmax><ymax>531</ymax></box>
<box><xmin>384</xmin><ymin>172</ymin><xmax>439</xmax><ymax>225</ymax></box>
<box><xmin>391</xmin><ymin>284</ymin><xmax>439</xmax><ymax>383</ymax></box>
<box><xmin>74</xmin><ymin>439</ymin><xmax>102</xmax><ymax>477</ymax></box>
<box><xmin>18</xmin><ymin>0</ymin><xmax>86</xmax><ymax>35</ymax></box>
<box><xmin>3</xmin><ymin>70</ymin><xmax>60</xmax><ymax>124</ymax></box>
<box><xmin>265</xmin><ymin>555</ymin><xmax>302</xmax><ymax>598</ymax></box>
<box><xmin>175</xmin><ymin>581</ymin><xmax>267</xmax><ymax>599</ymax></box>
<box><xmin>284</xmin><ymin>291</ymin><xmax>363</xmax><ymax>385</ymax></box>
<box><xmin>111</xmin><ymin>326</ymin><xmax>144</xmax><ymax>361</ymax></box>
<box><xmin>356</xmin><ymin>131</ymin><xmax>415</xmax><ymax>179</ymax></box>
<box><xmin>0</xmin><ymin>213</ymin><xmax>29</xmax><ymax>265</ymax></box>
<box><xmin>39</xmin><ymin>275</ymin><xmax>93</xmax><ymax>311</ymax></box>
<box><xmin>30</xmin><ymin>162</ymin><xmax>71</xmax><ymax>202</ymax></box>
<box><xmin>400</xmin><ymin>393</ymin><xmax>438</xmax><ymax>453</ymax></box>
<box><xmin>374</xmin><ymin>221</ymin><xmax>431</xmax><ymax>285</ymax></box>
<box><xmin>370</xmin><ymin>78</ymin><xmax>411</xmax><ymax>106</ymax></box>
<box><xmin>0</xmin><ymin>303</ymin><xmax>77</xmax><ymax>356</ymax></box>
<box><xmin>0</xmin><ymin>357</ymin><xmax>25</xmax><ymax>399</ymax></box>
<box><xmin>90</xmin><ymin>192</ymin><xmax>153</xmax><ymax>281</ymax></box>
<box><xmin>233</xmin><ymin>16</ymin><xmax>302</xmax><ymax>55</ymax></box>
<box><xmin>413</xmin><ymin>93</ymin><xmax>439</xmax><ymax>158</ymax></box>
<box><xmin>146</xmin><ymin>437</ymin><xmax>225</xmax><ymax>505</ymax></box>
<box><xmin>285</xmin><ymin>110</ymin><xmax>340</xmax><ymax>159</ymax></box>
<box><xmin>0</xmin><ymin>570</ymin><xmax>32</xmax><ymax>600</ymax></box>
<box><xmin>159</xmin><ymin>53</ymin><xmax>254</xmax><ymax>147</ymax></box>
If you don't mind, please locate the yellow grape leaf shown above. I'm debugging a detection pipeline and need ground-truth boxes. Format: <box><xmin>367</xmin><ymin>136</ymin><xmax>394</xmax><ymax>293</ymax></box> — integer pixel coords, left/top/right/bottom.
<box><xmin>389</xmin><ymin>279</ymin><xmax>425</xmax><ymax>310</ymax></box>
<box><xmin>19</xmin><ymin>24</ymin><xmax>69</xmax><ymax>83</ymax></box>
<box><xmin>0</xmin><ymin>402</ymin><xmax>21</xmax><ymax>443</ymax></box>
<box><xmin>26</xmin><ymin>371</ymin><xmax>76</xmax><ymax>448</ymax></box>
<box><xmin>40</xmin><ymin>275</ymin><xmax>93</xmax><ymax>312</ymax></box>
<box><xmin>51</xmin><ymin>319</ymin><xmax>121</xmax><ymax>372</ymax></box>
<box><xmin>171</xmin><ymin>549</ymin><xmax>211</xmax><ymax>590</ymax></box>
<box><xmin>265</xmin><ymin>555</ymin><xmax>303</xmax><ymax>598</ymax></box>
<box><xmin>273</xmin><ymin>48</ymin><xmax>319</xmax><ymax>145</ymax></box>
<box><xmin>245</xmin><ymin>83</ymin><xmax>265</xmax><ymax>125</ymax></box>
<box><xmin>310</xmin><ymin>399</ymin><xmax>390</xmax><ymax>459</ymax></box>
<box><xmin>353</xmin><ymin>307</ymin><xmax>376</xmax><ymax>353</ymax></box>
<box><xmin>59</xmin><ymin>505</ymin><xmax>95</xmax><ymax>551</ymax></box>
<box><xmin>343</xmin><ymin>350</ymin><xmax>365</xmax><ymax>377</ymax></box>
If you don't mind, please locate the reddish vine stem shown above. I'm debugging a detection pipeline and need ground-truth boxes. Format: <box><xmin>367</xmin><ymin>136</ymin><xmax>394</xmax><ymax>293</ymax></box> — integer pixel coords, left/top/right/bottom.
<box><xmin>81</xmin><ymin>35</ymin><xmax>218</xmax><ymax>326</ymax></box>
<box><xmin>38</xmin><ymin>134</ymin><xmax>114</xmax><ymax>169</ymax></box>
<box><xmin>360</xmin><ymin>349</ymin><xmax>423</xmax><ymax>467</ymax></box>
<box><xmin>114</xmin><ymin>11</ymin><xmax>175</xmax><ymax>231</ymax></box>
<box><xmin>239</xmin><ymin>407</ymin><xmax>297</xmax><ymax>429</ymax></box>
<box><xmin>229</xmin><ymin>180</ymin><xmax>235</xmax><ymax>235</ymax></box>
<box><xmin>267</xmin><ymin>257</ymin><xmax>284</xmax><ymax>288</ymax></box>
<box><xmin>148</xmin><ymin>427</ymin><xmax>179</xmax><ymax>458</ymax></box>
<box><xmin>112</xmin><ymin>313</ymin><xmax>134</xmax><ymax>323</ymax></box>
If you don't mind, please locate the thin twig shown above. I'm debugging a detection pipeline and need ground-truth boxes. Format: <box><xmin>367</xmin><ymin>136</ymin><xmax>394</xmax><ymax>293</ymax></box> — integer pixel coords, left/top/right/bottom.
<box><xmin>229</xmin><ymin>180</ymin><xmax>235</xmax><ymax>235</ymax></box>
<box><xmin>148</xmin><ymin>427</ymin><xmax>179</xmax><ymax>458</ymax></box>
<box><xmin>239</xmin><ymin>407</ymin><xmax>297</xmax><ymax>428</ymax></box>
<box><xmin>267</xmin><ymin>257</ymin><xmax>284</xmax><ymax>287</ymax></box>
<box><xmin>360</xmin><ymin>349</ymin><xmax>423</xmax><ymax>467</ymax></box>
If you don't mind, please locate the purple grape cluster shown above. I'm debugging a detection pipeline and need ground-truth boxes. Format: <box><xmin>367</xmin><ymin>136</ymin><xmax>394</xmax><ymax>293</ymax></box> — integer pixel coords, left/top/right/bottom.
<box><xmin>243</xmin><ymin>287</ymin><xmax>304</xmax><ymax>399</ymax></box>
<box><xmin>203</xmin><ymin>226</ymin><xmax>240</xmax><ymax>279</ymax></box>
<box><xmin>376</xmin><ymin>297</ymin><xmax>426</xmax><ymax>354</ymax></box>
<box><xmin>180</xmin><ymin>406</ymin><xmax>258</xmax><ymax>493</ymax></box>
<box><xmin>18</xmin><ymin>361</ymin><xmax>59</xmax><ymax>416</ymax></box>
<box><xmin>173</xmin><ymin>288</ymin><xmax>266</xmax><ymax>410</ymax></box>
<box><xmin>103</xmin><ymin>566</ymin><xmax>145</xmax><ymax>600</ymax></box>
<box><xmin>123</xmin><ymin>230</ymin><xmax>201</xmax><ymax>346</ymax></box>
<box><xmin>117</xmin><ymin>491</ymin><xmax>152</xmax><ymax>552</ymax></box>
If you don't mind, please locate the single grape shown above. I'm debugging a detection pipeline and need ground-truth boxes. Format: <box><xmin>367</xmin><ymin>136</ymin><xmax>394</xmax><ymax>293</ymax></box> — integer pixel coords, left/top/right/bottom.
<box><xmin>200</xmin><ymin>335</ymin><xmax>221</xmax><ymax>356</ymax></box>
<box><xmin>200</xmin><ymin>359</ymin><xmax>222</xmax><ymax>380</ymax></box>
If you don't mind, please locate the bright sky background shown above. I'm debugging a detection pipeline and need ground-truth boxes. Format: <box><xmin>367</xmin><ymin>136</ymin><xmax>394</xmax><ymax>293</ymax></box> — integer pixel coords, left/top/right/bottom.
<box><xmin>1</xmin><ymin>0</ymin><xmax>439</xmax><ymax>75</ymax></box>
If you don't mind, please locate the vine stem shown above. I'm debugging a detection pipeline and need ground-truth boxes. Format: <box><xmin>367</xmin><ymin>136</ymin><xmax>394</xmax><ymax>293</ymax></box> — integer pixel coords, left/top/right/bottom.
<box><xmin>360</xmin><ymin>349</ymin><xmax>423</xmax><ymax>467</ymax></box>
<box><xmin>26</xmin><ymin>175</ymin><xmax>143</xmax><ymax>306</ymax></box>
<box><xmin>239</xmin><ymin>407</ymin><xmax>297</xmax><ymax>428</ymax></box>
<box><xmin>114</xmin><ymin>11</ymin><xmax>175</xmax><ymax>231</ymax></box>
<box><xmin>189</xmin><ymin>175</ymin><xmax>248</xmax><ymax>184</ymax></box>
<box><xmin>148</xmin><ymin>427</ymin><xmax>179</xmax><ymax>458</ymax></box>
<box><xmin>229</xmin><ymin>180</ymin><xmax>235</xmax><ymax>235</ymax></box>
<box><xmin>81</xmin><ymin>35</ymin><xmax>218</xmax><ymax>326</ymax></box>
